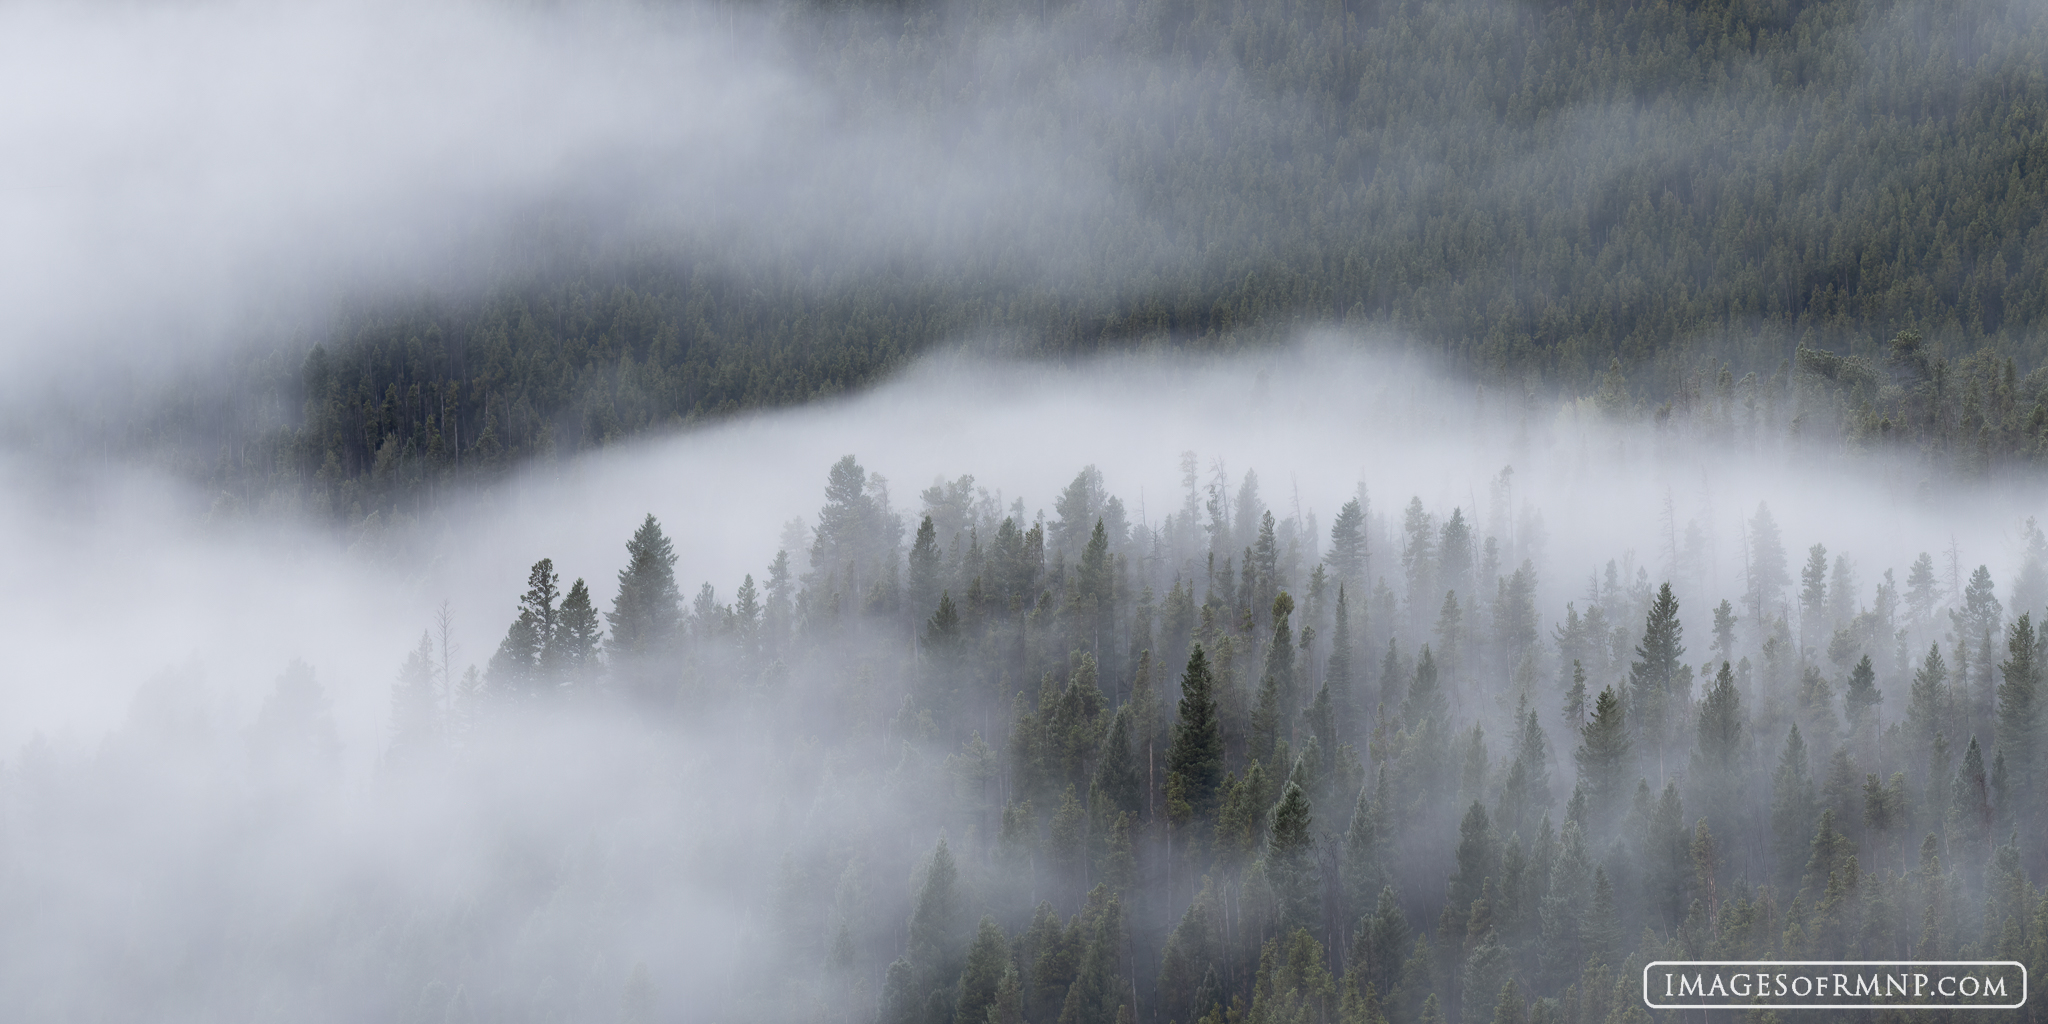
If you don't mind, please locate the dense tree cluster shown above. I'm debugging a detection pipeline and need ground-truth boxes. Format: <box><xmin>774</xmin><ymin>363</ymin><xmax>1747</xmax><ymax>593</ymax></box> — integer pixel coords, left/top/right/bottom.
<box><xmin>375</xmin><ymin>455</ymin><xmax>2048</xmax><ymax>1022</ymax></box>
<box><xmin>160</xmin><ymin>0</ymin><xmax>2048</xmax><ymax>519</ymax></box>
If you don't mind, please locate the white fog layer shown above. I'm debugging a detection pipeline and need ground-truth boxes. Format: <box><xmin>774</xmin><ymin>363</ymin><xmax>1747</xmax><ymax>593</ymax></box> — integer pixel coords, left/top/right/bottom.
<box><xmin>6</xmin><ymin>0</ymin><xmax>2048</xmax><ymax>1021</ymax></box>
<box><xmin>3</xmin><ymin>341</ymin><xmax>2044</xmax><ymax>1020</ymax></box>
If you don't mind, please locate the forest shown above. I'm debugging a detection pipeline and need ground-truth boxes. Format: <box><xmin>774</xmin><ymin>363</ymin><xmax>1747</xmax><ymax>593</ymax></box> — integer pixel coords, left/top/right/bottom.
<box><xmin>403</xmin><ymin>455</ymin><xmax>2048</xmax><ymax>1022</ymax></box>
<box><xmin>11</xmin><ymin>438</ymin><xmax>2036</xmax><ymax>1022</ymax></box>
<box><xmin>116</xmin><ymin>0</ymin><xmax>2048</xmax><ymax>521</ymax></box>
<box><xmin>8</xmin><ymin>0</ymin><xmax>2048</xmax><ymax>1020</ymax></box>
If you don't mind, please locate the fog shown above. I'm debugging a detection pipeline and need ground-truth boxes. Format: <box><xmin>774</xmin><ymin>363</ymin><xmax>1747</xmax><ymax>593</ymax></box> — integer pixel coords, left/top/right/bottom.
<box><xmin>3</xmin><ymin>335</ymin><xmax>2045</xmax><ymax>1020</ymax></box>
<box><xmin>6</xmin><ymin>0</ymin><xmax>2048</xmax><ymax>1021</ymax></box>
<box><xmin>0</xmin><ymin>0</ymin><xmax>1171</xmax><ymax>398</ymax></box>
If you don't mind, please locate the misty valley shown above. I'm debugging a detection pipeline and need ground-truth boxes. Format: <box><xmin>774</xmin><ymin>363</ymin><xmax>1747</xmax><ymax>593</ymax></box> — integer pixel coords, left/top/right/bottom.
<box><xmin>7</xmin><ymin>0</ymin><xmax>2048</xmax><ymax>1020</ymax></box>
<box><xmin>6</xmin><ymin>404</ymin><xmax>2046</xmax><ymax>1024</ymax></box>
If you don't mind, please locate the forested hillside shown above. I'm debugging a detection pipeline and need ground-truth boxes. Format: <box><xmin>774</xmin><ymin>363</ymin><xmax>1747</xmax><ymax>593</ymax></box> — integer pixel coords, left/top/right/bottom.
<box><xmin>166</xmin><ymin>0</ymin><xmax>2048</xmax><ymax>519</ymax></box>
<box><xmin>17</xmin><ymin>448</ymin><xmax>2042</xmax><ymax>1021</ymax></box>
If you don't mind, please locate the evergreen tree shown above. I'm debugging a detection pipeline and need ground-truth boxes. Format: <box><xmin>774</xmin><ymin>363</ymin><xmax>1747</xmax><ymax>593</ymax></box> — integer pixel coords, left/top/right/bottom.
<box><xmin>1844</xmin><ymin>654</ymin><xmax>1883</xmax><ymax>737</ymax></box>
<box><xmin>1328</xmin><ymin>585</ymin><xmax>1358</xmax><ymax>737</ymax></box>
<box><xmin>488</xmin><ymin>558</ymin><xmax>562</xmax><ymax>696</ymax></box>
<box><xmin>1402</xmin><ymin>645</ymin><xmax>1449</xmax><ymax>732</ymax></box>
<box><xmin>1628</xmin><ymin>583</ymin><xmax>1686</xmax><ymax>755</ymax></box>
<box><xmin>1771</xmin><ymin>726</ymin><xmax>1816</xmax><ymax>891</ymax></box>
<box><xmin>607</xmin><ymin>515</ymin><xmax>681</xmax><ymax>662</ymax></box>
<box><xmin>1994</xmin><ymin>613</ymin><xmax>2039</xmax><ymax>799</ymax></box>
<box><xmin>1330</xmin><ymin>497</ymin><xmax>1369</xmax><ymax>596</ymax></box>
<box><xmin>1574</xmin><ymin>687</ymin><xmax>1629</xmax><ymax>836</ymax></box>
<box><xmin>1268</xmin><ymin>780</ymin><xmax>1318</xmax><ymax>936</ymax></box>
<box><xmin>1906</xmin><ymin>552</ymin><xmax>1942</xmax><ymax>628</ymax></box>
<box><xmin>908</xmin><ymin>838</ymin><xmax>965</xmax><ymax>1008</ymax></box>
<box><xmin>1745</xmin><ymin>503</ymin><xmax>1790</xmax><ymax>627</ymax></box>
<box><xmin>1091</xmin><ymin>706</ymin><xmax>1143</xmax><ymax>824</ymax></box>
<box><xmin>1167</xmin><ymin>645</ymin><xmax>1227</xmax><ymax>834</ymax></box>
<box><xmin>910</xmin><ymin>514</ymin><xmax>942</xmax><ymax>625</ymax></box>
<box><xmin>1906</xmin><ymin>643</ymin><xmax>1950</xmax><ymax>769</ymax></box>
<box><xmin>1691</xmin><ymin>661</ymin><xmax>1744</xmax><ymax>835</ymax></box>
<box><xmin>552</xmin><ymin>578</ymin><xmax>602</xmax><ymax>684</ymax></box>
<box><xmin>957</xmin><ymin>916</ymin><xmax>1010</xmax><ymax>1024</ymax></box>
<box><xmin>1800</xmin><ymin>544</ymin><xmax>1831</xmax><ymax>651</ymax></box>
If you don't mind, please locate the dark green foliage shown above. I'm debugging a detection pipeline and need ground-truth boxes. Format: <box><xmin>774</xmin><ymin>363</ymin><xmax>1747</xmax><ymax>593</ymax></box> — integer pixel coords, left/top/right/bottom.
<box><xmin>1573</xmin><ymin>687</ymin><xmax>1629</xmax><ymax>836</ymax></box>
<box><xmin>1267</xmin><ymin>780</ymin><xmax>1318</xmax><ymax>935</ymax></box>
<box><xmin>606</xmin><ymin>515</ymin><xmax>680</xmax><ymax>662</ymax></box>
<box><xmin>1090</xmin><ymin>707</ymin><xmax>1143</xmax><ymax>825</ymax></box>
<box><xmin>1167</xmin><ymin>645</ymin><xmax>1226</xmax><ymax>832</ymax></box>
<box><xmin>956</xmin><ymin>916</ymin><xmax>1009</xmax><ymax>1024</ymax></box>
<box><xmin>553</xmin><ymin>578</ymin><xmax>602</xmax><ymax>683</ymax></box>
<box><xmin>1995</xmin><ymin>613</ymin><xmax>2039</xmax><ymax>796</ymax></box>
<box><xmin>1627</xmin><ymin>583</ymin><xmax>1686</xmax><ymax>748</ymax></box>
<box><xmin>488</xmin><ymin>558</ymin><xmax>561</xmax><ymax>696</ymax></box>
<box><xmin>1401</xmin><ymin>645</ymin><xmax>1448</xmax><ymax>732</ymax></box>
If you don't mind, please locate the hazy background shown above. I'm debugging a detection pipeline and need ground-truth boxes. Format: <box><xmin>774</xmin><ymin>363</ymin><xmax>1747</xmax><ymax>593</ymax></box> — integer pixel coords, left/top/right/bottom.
<box><xmin>4</xmin><ymin>0</ymin><xmax>2047</xmax><ymax>1020</ymax></box>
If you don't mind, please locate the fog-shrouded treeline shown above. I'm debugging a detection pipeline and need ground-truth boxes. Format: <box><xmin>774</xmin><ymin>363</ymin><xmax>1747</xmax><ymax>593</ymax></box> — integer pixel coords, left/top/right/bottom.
<box><xmin>15</xmin><ymin>433</ymin><xmax>2045</xmax><ymax>1023</ymax></box>
<box><xmin>139</xmin><ymin>0</ymin><xmax>2048</xmax><ymax>518</ymax></box>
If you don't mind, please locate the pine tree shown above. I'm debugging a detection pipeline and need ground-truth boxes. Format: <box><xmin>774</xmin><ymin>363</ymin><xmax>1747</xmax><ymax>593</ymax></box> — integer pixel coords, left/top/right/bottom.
<box><xmin>1402</xmin><ymin>645</ymin><xmax>1449</xmax><ymax>732</ymax></box>
<box><xmin>1562</xmin><ymin>661</ymin><xmax>1588</xmax><ymax>730</ymax></box>
<box><xmin>1906</xmin><ymin>552</ymin><xmax>1941</xmax><ymax>628</ymax></box>
<box><xmin>957</xmin><ymin>916</ymin><xmax>1010</xmax><ymax>1024</ymax></box>
<box><xmin>1329</xmin><ymin>586</ymin><xmax>1358</xmax><ymax>737</ymax></box>
<box><xmin>1330</xmin><ymin>497</ymin><xmax>1369</xmax><ymax>596</ymax></box>
<box><xmin>908</xmin><ymin>838</ymin><xmax>965</xmax><ymax>1003</ymax></box>
<box><xmin>552</xmin><ymin>578</ymin><xmax>602</xmax><ymax>684</ymax></box>
<box><xmin>1745</xmin><ymin>503</ymin><xmax>1790</xmax><ymax>626</ymax></box>
<box><xmin>1906</xmin><ymin>644</ymin><xmax>1950</xmax><ymax>769</ymax></box>
<box><xmin>1268</xmin><ymin>780</ymin><xmax>1318</xmax><ymax>935</ymax></box>
<box><xmin>1091</xmin><ymin>707</ymin><xmax>1143</xmax><ymax>824</ymax></box>
<box><xmin>1994</xmin><ymin>613</ymin><xmax>2039</xmax><ymax>799</ymax></box>
<box><xmin>1712</xmin><ymin>600</ymin><xmax>1738</xmax><ymax>665</ymax></box>
<box><xmin>1844</xmin><ymin>654</ymin><xmax>1883</xmax><ymax>737</ymax></box>
<box><xmin>1341</xmin><ymin>779</ymin><xmax>1386</xmax><ymax>920</ymax></box>
<box><xmin>1800</xmin><ymin>544</ymin><xmax>1830</xmax><ymax>651</ymax></box>
<box><xmin>1771</xmin><ymin>726</ymin><xmax>1816</xmax><ymax>892</ymax></box>
<box><xmin>1573</xmin><ymin>687</ymin><xmax>1629</xmax><ymax>836</ymax></box>
<box><xmin>1691</xmin><ymin>662</ymin><xmax>1744</xmax><ymax>835</ymax></box>
<box><xmin>910</xmin><ymin>514</ymin><xmax>942</xmax><ymax>626</ymax></box>
<box><xmin>1167</xmin><ymin>645</ymin><xmax>1227</xmax><ymax>833</ymax></box>
<box><xmin>488</xmin><ymin>557</ymin><xmax>561</xmax><ymax>696</ymax></box>
<box><xmin>1628</xmin><ymin>583</ymin><xmax>1686</xmax><ymax>753</ymax></box>
<box><xmin>607</xmin><ymin>514</ymin><xmax>681</xmax><ymax>662</ymax></box>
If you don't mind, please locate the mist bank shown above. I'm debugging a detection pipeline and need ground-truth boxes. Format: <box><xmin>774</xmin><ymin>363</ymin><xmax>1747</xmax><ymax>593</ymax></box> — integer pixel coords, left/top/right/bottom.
<box><xmin>15</xmin><ymin>0</ymin><xmax>2048</xmax><ymax>504</ymax></box>
<box><xmin>3</xmin><ymin>343</ymin><xmax>2046</xmax><ymax>1022</ymax></box>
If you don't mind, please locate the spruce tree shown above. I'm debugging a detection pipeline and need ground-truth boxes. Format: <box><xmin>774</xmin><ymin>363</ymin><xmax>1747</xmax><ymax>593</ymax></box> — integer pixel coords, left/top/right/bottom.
<box><xmin>1402</xmin><ymin>645</ymin><xmax>1449</xmax><ymax>731</ymax></box>
<box><xmin>1330</xmin><ymin>497</ymin><xmax>1368</xmax><ymax>595</ymax></box>
<box><xmin>1268</xmin><ymin>780</ymin><xmax>1318</xmax><ymax>935</ymax></box>
<box><xmin>1994</xmin><ymin>613</ymin><xmax>2039</xmax><ymax>798</ymax></box>
<box><xmin>1844</xmin><ymin>654</ymin><xmax>1883</xmax><ymax>736</ymax></box>
<box><xmin>1573</xmin><ymin>687</ymin><xmax>1629</xmax><ymax>835</ymax></box>
<box><xmin>956</xmin><ymin>916</ymin><xmax>1009</xmax><ymax>1024</ymax></box>
<box><xmin>606</xmin><ymin>514</ymin><xmax>681</xmax><ymax>661</ymax></box>
<box><xmin>1770</xmin><ymin>726</ymin><xmax>1816</xmax><ymax>891</ymax></box>
<box><xmin>1628</xmin><ymin>583</ymin><xmax>1685</xmax><ymax>754</ymax></box>
<box><xmin>1906</xmin><ymin>643</ymin><xmax>1950</xmax><ymax>768</ymax></box>
<box><xmin>1745</xmin><ymin>503</ymin><xmax>1790</xmax><ymax>626</ymax></box>
<box><xmin>552</xmin><ymin>578</ymin><xmax>602</xmax><ymax>684</ymax></box>
<box><xmin>909</xmin><ymin>514</ymin><xmax>941</xmax><ymax>627</ymax></box>
<box><xmin>1166</xmin><ymin>645</ymin><xmax>1226</xmax><ymax>833</ymax></box>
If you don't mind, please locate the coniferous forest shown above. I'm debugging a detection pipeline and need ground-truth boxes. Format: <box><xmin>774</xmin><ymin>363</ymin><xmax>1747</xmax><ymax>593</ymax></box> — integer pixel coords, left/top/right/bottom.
<box><xmin>6</xmin><ymin>0</ymin><xmax>2048</xmax><ymax>1021</ymax></box>
<box><xmin>116</xmin><ymin>0</ymin><xmax>2048</xmax><ymax>522</ymax></box>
